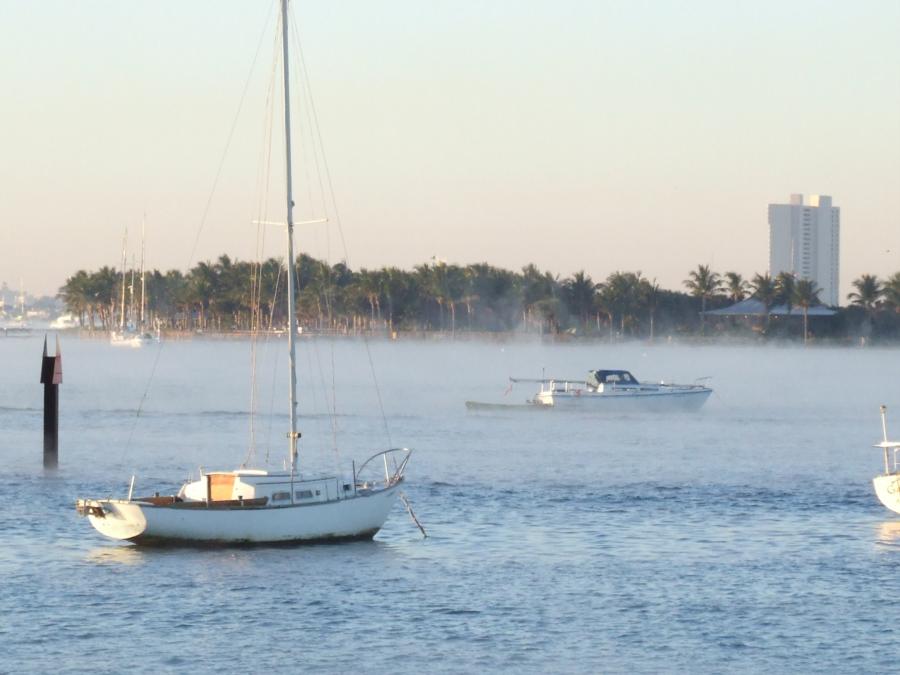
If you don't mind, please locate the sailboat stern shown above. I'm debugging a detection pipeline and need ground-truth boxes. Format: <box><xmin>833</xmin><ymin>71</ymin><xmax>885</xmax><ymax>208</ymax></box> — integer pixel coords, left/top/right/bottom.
<box><xmin>76</xmin><ymin>499</ymin><xmax>148</xmax><ymax>540</ymax></box>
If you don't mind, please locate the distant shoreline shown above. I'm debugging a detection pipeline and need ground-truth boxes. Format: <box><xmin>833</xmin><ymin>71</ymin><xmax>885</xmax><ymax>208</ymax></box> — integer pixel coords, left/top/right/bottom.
<box><xmin>22</xmin><ymin>327</ymin><xmax>897</xmax><ymax>348</ymax></box>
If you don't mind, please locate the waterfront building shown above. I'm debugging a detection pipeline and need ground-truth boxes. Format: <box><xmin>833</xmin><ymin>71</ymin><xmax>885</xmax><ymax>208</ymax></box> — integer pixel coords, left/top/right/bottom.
<box><xmin>768</xmin><ymin>193</ymin><xmax>840</xmax><ymax>306</ymax></box>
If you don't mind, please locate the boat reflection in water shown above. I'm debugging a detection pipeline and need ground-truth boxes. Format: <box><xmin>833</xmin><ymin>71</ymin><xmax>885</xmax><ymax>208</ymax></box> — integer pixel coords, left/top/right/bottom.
<box><xmin>876</xmin><ymin>521</ymin><xmax>900</xmax><ymax>547</ymax></box>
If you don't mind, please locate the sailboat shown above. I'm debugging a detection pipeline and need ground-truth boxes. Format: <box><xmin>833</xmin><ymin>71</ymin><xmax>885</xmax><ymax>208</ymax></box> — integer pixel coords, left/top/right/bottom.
<box><xmin>77</xmin><ymin>0</ymin><xmax>412</xmax><ymax>544</ymax></box>
<box><xmin>4</xmin><ymin>279</ymin><xmax>31</xmax><ymax>331</ymax></box>
<box><xmin>110</xmin><ymin>224</ymin><xmax>158</xmax><ymax>347</ymax></box>
<box><xmin>873</xmin><ymin>406</ymin><xmax>900</xmax><ymax>515</ymax></box>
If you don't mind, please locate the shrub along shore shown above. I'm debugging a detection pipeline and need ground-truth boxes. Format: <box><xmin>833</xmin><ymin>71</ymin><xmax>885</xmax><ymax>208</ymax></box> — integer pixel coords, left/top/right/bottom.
<box><xmin>59</xmin><ymin>255</ymin><xmax>900</xmax><ymax>343</ymax></box>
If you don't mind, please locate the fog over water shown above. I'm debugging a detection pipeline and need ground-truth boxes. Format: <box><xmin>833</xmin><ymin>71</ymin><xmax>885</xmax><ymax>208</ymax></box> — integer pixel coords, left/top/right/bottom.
<box><xmin>2</xmin><ymin>334</ymin><xmax>899</xmax><ymax>672</ymax></box>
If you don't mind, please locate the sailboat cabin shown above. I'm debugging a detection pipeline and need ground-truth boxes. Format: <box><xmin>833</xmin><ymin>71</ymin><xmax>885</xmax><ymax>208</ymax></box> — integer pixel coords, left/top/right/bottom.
<box><xmin>177</xmin><ymin>470</ymin><xmax>351</xmax><ymax>507</ymax></box>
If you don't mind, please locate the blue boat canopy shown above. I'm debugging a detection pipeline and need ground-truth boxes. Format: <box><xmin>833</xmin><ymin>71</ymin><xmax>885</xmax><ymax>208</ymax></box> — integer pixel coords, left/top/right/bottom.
<box><xmin>588</xmin><ymin>370</ymin><xmax>639</xmax><ymax>387</ymax></box>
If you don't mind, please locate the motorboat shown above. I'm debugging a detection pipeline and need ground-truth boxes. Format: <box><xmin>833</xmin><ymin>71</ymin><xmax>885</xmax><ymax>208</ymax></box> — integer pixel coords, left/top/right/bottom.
<box><xmin>873</xmin><ymin>405</ymin><xmax>900</xmax><ymax>515</ymax></box>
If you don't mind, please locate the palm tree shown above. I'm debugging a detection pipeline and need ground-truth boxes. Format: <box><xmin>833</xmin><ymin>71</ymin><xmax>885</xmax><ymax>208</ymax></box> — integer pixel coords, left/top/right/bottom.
<box><xmin>380</xmin><ymin>266</ymin><xmax>411</xmax><ymax>331</ymax></box>
<box><xmin>884</xmin><ymin>272</ymin><xmax>900</xmax><ymax>313</ymax></box>
<box><xmin>58</xmin><ymin>270</ymin><xmax>92</xmax><ymax>328</ymax></box>
<box><xmin>774</xmin><ymin>272</ymin><xmax>796</xmax><ymax>315</ymax></box>
<box><xmin>848</xmin><ymin>274</ymin><xmax>883</xmax><ymax>313</ymax></box>
<box><xmin>605</xmin><ymin>271</ymin><xmax>647</xmax><ymax>336</ymax></box>
<box><xmin>444</xmin><ymin>265</ymin><xmax>468</xmax><ymax>334</ymax></box>
<box><xmin>532</xmin><ymin>297</ymin><xmax>562</xmax><ymax>335</ymax></box>
<box><xmin>792</xmin><ymin>279</ymin><xmax>821</xmax><ymax>344</ymax></box>
<box><xmin>594</xmin><ymin>283</ymin><xmax>615</xmax><ymax>341</ymax></box>
<box><xmin>751</xmin><ymin>273</ymin><xmax>776</xmax><ymax>334</ymax></box>
<box><xmin>89</xmin><ymin>266</ymin><xmax>119</xmax><ymax>330</ymax></box>
<box><xmin>354</xmin><ymin>269</ymin><xmax>381</xmax><ymax>327</ymax></box>
<box><xmin>683</xmin><ymin>265</ymin><xmax>722</xmax><ymax>335</ymax></box>
<box><xmin>641</xmin><ymin>278</ymin><xmax>660</xmax><ymax>341</ymax></box>
<box><xmin>188</xmin><ymin>261</ymin><xmax>219</xmax><ymax>330</ymax></box>
<box><xmin>520</xmin><ymin>263</ymin><xmax>558</xmax><ymax>332</ymax></box>
<box><xmin>848</xmin><ymin>274</ymin><xmax>883</xmax><ymax>338</ymax></box>
<box><xmin>456</xmin><ymin>263</ymin><xmax>518</xmax><ymax>331</ymax></box>
<box><xmin>562</xmin><ymin>271</ymin><xmax>597</xmax><ymax>331</ymax></box>
<box><xmin>414</xmin><ymin>263</ymin><xmax>446</xmax><ymax>330</ymax></box>
<box><xmin>724</xmin><ymin>272</ymin><xmax>748</xmax><ymax>303</ymax></box>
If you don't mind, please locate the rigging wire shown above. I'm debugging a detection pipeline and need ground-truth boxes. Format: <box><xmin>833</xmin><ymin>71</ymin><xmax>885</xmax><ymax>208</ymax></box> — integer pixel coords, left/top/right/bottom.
<box><xmin>289</xmin><ymin>11</ymin><xmax>394</xmax><ymax>450</ymax></box>
<box><xmin>120</xmin><ymin>339</ymin><xmax>165</xmax><ymax>464</ymax></box>
<box><xmin>119</xmin><ymin>2</ymin><xmax>277</xmax><ymax>471</ymax></box>
<box><xmin>263</xmin><ymin>262</ymin><xmax>284</xmax><ymax>466</ymax></box>
<box><xmin>245</xmin><ymin>24</ymin><xmax>282</xmax><ymax>468</ymax></box>
<box><xmin>186</xmin><ymin>0</ymin><xmax>278</xmax><ymax>271</ymax></box>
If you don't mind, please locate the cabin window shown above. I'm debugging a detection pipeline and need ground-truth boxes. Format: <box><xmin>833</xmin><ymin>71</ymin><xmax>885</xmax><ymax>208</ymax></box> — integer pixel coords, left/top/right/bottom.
<box><xmin>272</xmin><ymin>491</ymin><xmax>291</xmax><ymax>502</ymax></box>
<box><xmin>295</xmin><ymin>490</ymin><xmax>313</xmax><ymax>500</ymax></box>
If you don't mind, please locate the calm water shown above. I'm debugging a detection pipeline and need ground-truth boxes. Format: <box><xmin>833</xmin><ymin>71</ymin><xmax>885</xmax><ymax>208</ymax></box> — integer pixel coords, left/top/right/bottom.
<box><xmin>2</xmin><ymin>334</ymin><xmax>899</xmax><ymax>673</ymax></box>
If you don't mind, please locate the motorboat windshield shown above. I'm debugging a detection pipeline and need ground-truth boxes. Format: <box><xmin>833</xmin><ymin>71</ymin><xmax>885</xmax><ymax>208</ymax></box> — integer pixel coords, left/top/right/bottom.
<box><xmin>587</xmin><ymin>370</ymin><xmax>639</xmax><ymax>387</ymax></box>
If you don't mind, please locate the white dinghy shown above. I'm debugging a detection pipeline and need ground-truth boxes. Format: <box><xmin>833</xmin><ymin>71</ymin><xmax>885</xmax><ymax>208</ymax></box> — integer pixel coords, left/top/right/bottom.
<box><xmin>873</xmin><ymin>405</ymin><xmax>900</xmax><ymax>515</ymax></box>
<box><xmin>77</xmin><ymin>0</ymin><xmax>411</xmax><ymax>545</ymax></box>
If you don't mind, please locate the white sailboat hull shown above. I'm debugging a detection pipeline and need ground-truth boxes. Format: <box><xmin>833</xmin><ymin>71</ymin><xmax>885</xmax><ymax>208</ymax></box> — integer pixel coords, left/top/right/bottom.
<box><xmin>873</xmin><ymin>474</ymin><xmax>900</xmax><ymax>515</ymax></box>
<box><xmin>81</xmin><ymin>485</ymin><xmax>402</xmax><ymax>545</ymax></box>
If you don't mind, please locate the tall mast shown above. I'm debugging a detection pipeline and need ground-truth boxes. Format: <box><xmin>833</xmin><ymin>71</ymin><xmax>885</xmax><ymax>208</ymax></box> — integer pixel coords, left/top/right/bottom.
<box><xmin>281</xmin><ymin>0</ymin><xmax>300</xmax><ymax>474</ymax></box>
<box><xmin>119</xmin><ymin>230</ymin><xmax>127</xmax><ymax>331</ymax></box>
<box><xmin>129</xmin><ymin>256</ymin><xmax>136</xmax><ymax>328</ymax></box>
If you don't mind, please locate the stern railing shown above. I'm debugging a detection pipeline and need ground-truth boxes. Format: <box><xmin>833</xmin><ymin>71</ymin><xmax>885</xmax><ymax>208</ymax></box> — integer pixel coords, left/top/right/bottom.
<box><xmin>354</xmin><ymin>448</ymin><xmax>411</xmax><ymax>492</ymax></box>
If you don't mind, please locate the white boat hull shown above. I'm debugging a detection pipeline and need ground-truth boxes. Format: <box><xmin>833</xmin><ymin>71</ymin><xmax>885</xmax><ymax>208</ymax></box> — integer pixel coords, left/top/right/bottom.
<box><xmin>532</xmin><ymin>388</ymin><xmax>711</xmax><ymax>411</ymax></box>
<box><xmin>873</xmin><ymin>474</ymin><xmax>900</xmax><ymax>515</ymax></box>
<box><xmin>110</xmin><ymin>332</ymin><xmax>156</xmax><ymax>348</ymax></box>
<box><xmin>80</xmin><ymin>485</ymin><xmax>402</xmax><ymax>545</ymax></box>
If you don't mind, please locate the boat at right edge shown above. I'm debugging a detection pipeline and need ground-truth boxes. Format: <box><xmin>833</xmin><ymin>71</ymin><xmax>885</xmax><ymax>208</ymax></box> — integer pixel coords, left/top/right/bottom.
<box><xmin>873</xmin><ymin>405</ymin><xmax>900</xmax><ymax>515</ymax></box>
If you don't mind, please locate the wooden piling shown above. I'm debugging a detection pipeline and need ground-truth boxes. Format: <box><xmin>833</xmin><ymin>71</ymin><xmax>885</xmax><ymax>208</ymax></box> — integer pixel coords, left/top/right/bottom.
<box><xmin>40</xmin><ymin>336</ymin><xmax>62</xmax><ymax>468</ymax></box>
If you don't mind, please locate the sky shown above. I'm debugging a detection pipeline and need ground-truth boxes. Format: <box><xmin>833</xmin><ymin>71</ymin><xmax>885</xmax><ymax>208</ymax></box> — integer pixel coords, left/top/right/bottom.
<box><xmin>1</xmin><ymin>0</ymin><xmax>898</xmax><ymax>300</ymax></box>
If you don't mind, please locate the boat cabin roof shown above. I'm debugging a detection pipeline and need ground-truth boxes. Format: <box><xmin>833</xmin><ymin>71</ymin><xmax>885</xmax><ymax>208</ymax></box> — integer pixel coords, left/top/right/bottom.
<box><xmin>203</xmin><ymin>469</ymin><xmax>295</xmax><ymax>479</ymax></box>
<box><xmin>589</xmin><ymin>370</ymin><xmax>639</xmax><ymax>385</ymax></box>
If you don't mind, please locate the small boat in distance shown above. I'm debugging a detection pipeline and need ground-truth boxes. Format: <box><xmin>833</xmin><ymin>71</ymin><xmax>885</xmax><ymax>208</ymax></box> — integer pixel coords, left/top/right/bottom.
<box><xmin>873</xmin><ymin>405</ymin><xmax>900</xmax><ymax>515</ymax></box>
<box><xmin>110</xmin><ymin>222</ymin><xmax>159</xmax><ymax>348</ymax></box>
<box><xmin>110</xmin><ymin>330</ymin><xmax>158</xmax><ymax>348</ymax></box>
<box><xmin>467</xmin><ymin>369</ymin><xmax>712</xmax><ymax>411</ymax></box>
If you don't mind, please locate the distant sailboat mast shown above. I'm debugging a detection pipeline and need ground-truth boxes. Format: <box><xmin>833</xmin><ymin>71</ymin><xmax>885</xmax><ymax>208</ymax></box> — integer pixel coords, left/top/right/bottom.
<box><xmin>129</xmin><ymin>255</ymin><xmax>136</xmax><ymax>329</ymax></box>
<box><xmin>140</xmin><ymin>218</ymin><xmax>146</xmax><ymax>330</ymax></box>
<box><xmin>119</xmin><ymin>231</ymin><xmax>127</xmax><ymax>331</ymax></box>
<box><xmin>281</xmin><ymin>0</ymin><xmax>300</xmax><ymax>476</ymax></box>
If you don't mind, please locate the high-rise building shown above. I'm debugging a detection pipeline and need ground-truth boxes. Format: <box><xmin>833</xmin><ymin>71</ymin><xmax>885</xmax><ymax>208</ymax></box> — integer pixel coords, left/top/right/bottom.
<box><xmin>768</xmin><ymin>193</ymin><xmax>840</xmax><ymax>306</ymax></box>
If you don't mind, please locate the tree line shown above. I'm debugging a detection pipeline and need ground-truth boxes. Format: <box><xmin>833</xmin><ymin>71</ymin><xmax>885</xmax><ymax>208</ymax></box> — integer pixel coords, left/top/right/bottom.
<box><xmin>58</xmin><ymin>256</ymin><xmax>900</xmax><ymax>341</ymax></box>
